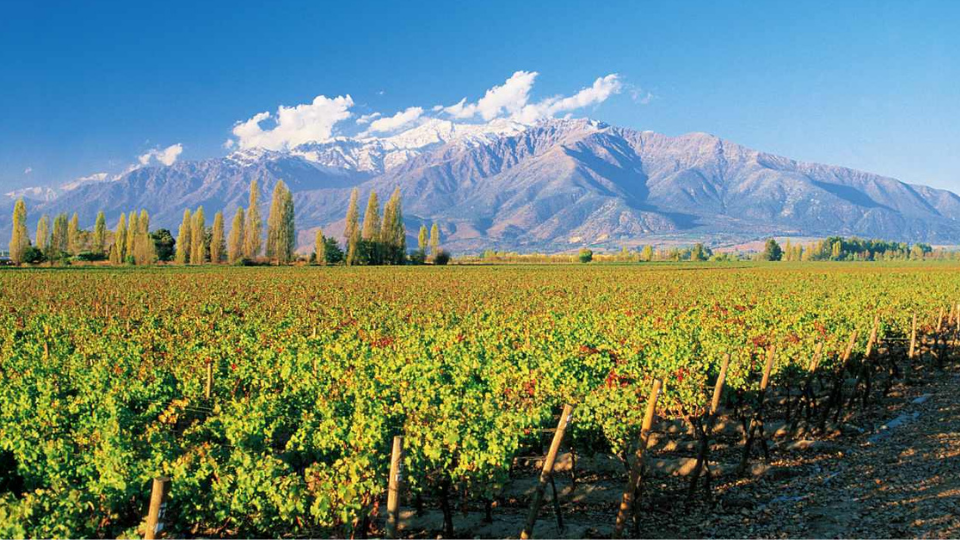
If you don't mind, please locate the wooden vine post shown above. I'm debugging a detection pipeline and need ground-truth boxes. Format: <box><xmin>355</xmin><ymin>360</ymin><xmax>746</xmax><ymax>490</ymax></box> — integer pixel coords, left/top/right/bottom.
<box><xmin>821</xmin><ymin>330</ymin><xmax>858</xmax><ymax>430</ymax></box>
<box><xmin>144</xmin><ymin>477</ymin><xmax>171</xmax><ymax>540</ymax></box>
<box><xmin>520</xmin><ymin>404</ymin><xmax>573</xmax><ymax>540</ymax></box>
<box><xmin>791</xmin><ymin>341</ymin><xmax>824</xmax><ymax>434</ymax></box>
<box><xmin>385</xmin><ymin>436</ymin><xmax>404</xmax><ymax>539</ymax></box>
<box><xmin>687</xmin><ymin>353</ymin><xmax>730</xmax><ymax>499</ymax></box>
<box><xmin>908</xmin><ymin>312</ymin><xmax>918</xmax><ymax>360</ymax></box>
<box><xmin>613</xmin><ymin>378</ymin><xmax>662</xmax><ymax>539</ymax></box>
<box><xmin>737</xmin><ymin>345</ymin><xmax>775</xmax><ymax>476</ymax></box>
<box><xmin>204</xmin><ymin>360</ymin><xmax>214</xmax><ymax>400</ymax></box>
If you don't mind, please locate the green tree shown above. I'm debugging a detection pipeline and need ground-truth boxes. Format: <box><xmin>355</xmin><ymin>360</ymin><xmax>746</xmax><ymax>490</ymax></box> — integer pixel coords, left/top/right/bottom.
<box><xmin>125</xmin><ymin>212</ymin><xmax>139</xmax><ymax>262</ymax></box>
<box><xmin>114</xmin><ymin>213</ymin><xmax>128</xmax><ymax>263</ymax></box>
<box><xmin>361</xmin><ymin>191</ymin><xmax>382</xmax><ymax>264</ymax></box>
<box><xmin>379</xmin><ymin>188</ymin><xmax>405</xmax><ymax>265</ymax></box>
<box><xmin>761</xmin><ymin>238</ymin><xmax>783</xmax><ymax>261</ymax></box>
<box><xmin>418</xmin><ymin>225</ymin><xmax>428</xmax><ymax>252</ymax></box>
<box><xmin>8</xmin><ymin>198</ymin><xmax>30</xmax><ymax>265</ymax></box>
<box><xmin>314</xmin><ymin>228</ymin><xmax>326</xmax><ymax>266</ymax></box>
<box><xmin>92</xmin><ymin>211</ymin><xmax>106</xmax><ymax>255</ymax></box>
<box><xmin>133</xmin><ymin>210</ymin><xmax>155</xmax><ymax>265</ymax></box>
<box><xmin>35</xmin><ymin>214</ymin><xmax>50</xmax><ymax>253</ymax></box>
<box><xmin>50</xmin><ymin>213</ymin><xmax>69</xmax><ymax>262</ymax></box>
<box><xmin>578</xmin><ymin>248</ymin><xmax>593</xmax><ymax>263</ymax></box>
<box><xmin>691</xmin><ymin>243</ymin><xmax>709</xmax><ymax>261</ymax></box>
<box><xmin>175</xmin><ymin>209</ymin><xmax>191</xmax><ymax>264</ymax></box>
<box><xmin>210</xmin><ymin>211</ymin><xmax>225</xmax><ymax>263</ymax></box>
<box><xmin>243</xmin><ymin>180</ymin><xmax>262</xmax><ymax>259</ymax></box>
<box><xmin>344</xmin><ymin>188</ymin><xmax>361</xmax><ymax>266</ymax></box>
<box><xmin>191</xmin><ymin>206</ymin><xmax>206</xmax><ymax>264</ymax></box>
<box><xmin>429</xmin><ymin>223</ymin><xmax>440</xmax><ymax>259</ymax></box>
<box><xmin>266</xmin><ymin>181</ymin><xmax>296</xmax><ymax>264</ymax></box>
<box><xmin>640</xmin><ymin>245</ymin><xmax>653</xmax><ymax>262</ymax></box>
<box><xmin>67</xmin><ymin>213</ymin><xmax>80</xmax><ymax>255</ymax></box>
<box><xmin>227</xmin><ymin>207</ymin><xmax>245</xmax><ymax>264</ymax></box>
<box><xmin>151</xmin><ymin>229</ymin><xmax>176</xmax><ymax>261</ymax></box>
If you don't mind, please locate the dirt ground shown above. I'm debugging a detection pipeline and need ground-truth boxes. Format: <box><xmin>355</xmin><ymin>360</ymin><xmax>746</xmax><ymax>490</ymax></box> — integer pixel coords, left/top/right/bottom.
<box><xmin>393</xmin><ymin>360</ymin><xmax>960</xmax><ymax>539</ymax></box>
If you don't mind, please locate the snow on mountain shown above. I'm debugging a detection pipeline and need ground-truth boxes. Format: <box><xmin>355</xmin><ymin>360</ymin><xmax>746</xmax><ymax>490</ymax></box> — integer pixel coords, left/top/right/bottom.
<box><xmin>6</xmin><ymin>117</ymin><xmax>960</xmax><ymax>252</ymax></box>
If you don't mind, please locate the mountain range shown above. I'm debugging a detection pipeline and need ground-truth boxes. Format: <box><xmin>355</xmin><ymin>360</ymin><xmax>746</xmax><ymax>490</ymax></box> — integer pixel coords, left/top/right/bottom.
<box><xmin>5</xmin><ymin>118</ymin><xmax>960</xmax><ymax>253</ymax></box>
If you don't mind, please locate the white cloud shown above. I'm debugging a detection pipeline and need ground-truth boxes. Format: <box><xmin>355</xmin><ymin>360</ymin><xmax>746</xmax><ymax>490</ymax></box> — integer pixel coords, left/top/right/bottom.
<box><xmin>513</xmin><ymin>74</ymin><xmax>622</xmax><ymax>124</ymax></box>
<box><xmin>443</xmin><ymin>71</ymin><xmax>538</xmax><ymax>121</ymax></box>
<box><xmin>231</xmin><ymin>95</ymin><xmax>354</xmax><ymax>150</ymax></box>
<box><xmin>138</xmin><ymin>143</ymin><xmax>184</xmax><ymax>166</ymax></box>
<box><xmin>630</xmin><ymin>87</ymin><xmax>655</xmax><ymax>105</ymax></box>
<box><xmin>440</xmin><ymin>71</ymin><xmax>622</xmax><ymax>125</ymax></box>
<box><xmin>23</xmin><ymin>167</ymin><xmax>32</xmax><ymax>175</ymax></box>
<box><xmin>364</xmin><ymin>107</ymin><xmax>423</xmax><ymax>134</ymax></box>
<box><xmin>223</xmin><ymin>139</ymin><xmax>235</xmax><ymax>150</ymax></box>
<box><xmin>356</xmin><ymin>112</ymin><xmax>381</xmax><ymax>125</ymax></box>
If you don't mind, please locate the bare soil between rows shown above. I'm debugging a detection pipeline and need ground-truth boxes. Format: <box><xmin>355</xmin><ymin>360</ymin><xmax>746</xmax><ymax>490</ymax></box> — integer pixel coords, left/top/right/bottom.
<box><xmin>392</xmin><ymin>361</ymin><xmax>960</xmax><ymax>539</ymax></box>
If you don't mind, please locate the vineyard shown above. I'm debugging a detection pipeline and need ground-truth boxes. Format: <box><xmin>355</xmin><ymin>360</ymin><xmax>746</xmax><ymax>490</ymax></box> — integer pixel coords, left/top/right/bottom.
<box><xmin>1</xmin><ymin>263</ymin><xmax>958</xmax><ymax>538</ymax></box>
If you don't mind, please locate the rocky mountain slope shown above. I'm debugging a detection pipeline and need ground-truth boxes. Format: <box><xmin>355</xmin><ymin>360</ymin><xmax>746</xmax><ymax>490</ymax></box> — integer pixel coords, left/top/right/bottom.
<box><xmin>6</xmin><ymin>118</ymin><xmax>960</xmax><ymax>252</ymax></box>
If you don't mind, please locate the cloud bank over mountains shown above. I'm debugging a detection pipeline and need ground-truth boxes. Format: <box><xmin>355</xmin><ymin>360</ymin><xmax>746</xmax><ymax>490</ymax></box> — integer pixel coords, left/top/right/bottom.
<box><xmin>225</xmin><ymin>71</ymin><xmax>624</xmax><ymax>152</ymax></box>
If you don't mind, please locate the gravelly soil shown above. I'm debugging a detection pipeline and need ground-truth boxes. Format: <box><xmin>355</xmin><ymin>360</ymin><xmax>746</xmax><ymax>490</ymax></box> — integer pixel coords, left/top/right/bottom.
<box><xmin>394</xmin><ymin>360</ymin><xmax>960</xmax><ymax>539</ymax></box>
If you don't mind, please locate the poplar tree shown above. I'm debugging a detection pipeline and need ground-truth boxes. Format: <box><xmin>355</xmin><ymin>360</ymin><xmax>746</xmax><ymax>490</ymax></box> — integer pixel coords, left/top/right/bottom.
<box><xmin>175</xmin><ymin>209</ymin><xmax>191</xmax><ymax>264</ymax></box>
<box><xmin>344</xmin><ymin>188</ymin><xmax>361</xmax><ymax>266</ymax></box>
<box><xmin>266</xmin><ymin>181</ymin><xmax>295</xmax><ymax>264</ymax></box>
<box><xmin>191</xmin><ymin>206</ymin><xmax>206</xmax><ymax>264</ymax></box>
<box><xmin>8</xmin><ymin>198</ymin><xmax>29</xmax><ymax>265</ymax></box>
<box><xmin>36</xmin><ymin>214</ymin><xmax>50</xmax><ymax>253</ymax></box>
<box><xmin>227</xmin><ymin>207</ymin><xmax>244</xmax><ymax>264</ymax></box>
<box><xmin>210</xmin><ymin>211</ymin><xmax>225</xmax><ymax>264</ymax></box>
<box><xmin>243</xmin><ymin>180</ymin><xmax>262</xmax><ymax>259</ymax></box>
<box><xmin>135</xmin><ymin>209</ymin><xmax>155</xmax><ymax>265</ymax></box>
<box><xmin>93</xmin><ymin>211</ymin><xmax>106</xmax><ymax>255</ymax></box>
<box><xmin>641</xmin><ymin>245</ymin><xmax>653</xmax><ymax>262</ymax></box>
<box><xmin>314</xmin><ymin>228</ymin><xmax>326</xmax><ymax>265</ymax></box>
<box><xmin>114</xmin><ymin>213</ymin><xmax>128</xmax><ymax>263</ymax></box>
<box><xmin>379</xmin><ymin>188</ymin><xmax>405</xmax><ymax>264</ymax></box>
<box><xmin>67</xmin><ymin>212</ymin><xmax>80</xmax><ymax>255</ymax></box>
<box><xmin>429</xmin><ymin>223</ymin><xmax>440</xmax><ymax>257</ymax></box>
<box><xmin>51</xmin><ymin>213</ymin><xmax>69</xmax><ymax>261</ymax></box>
<box><xmin>361</xmin><ymin>191</ymin><xmax>382</xmax><ymax>264</ymax></box>
<box><xmin>125</xmin><ymin>212</ymin><xmax>139</xmax><ymax>262</ymax></box>
<box><xmin>109</xmin><ymin>239</ymin><xmax>122</xmax><ymax>265</ymax></box>
<box><xmin>418</xmin><ymin>225</ymin><xmax>428</xmax><ymax>253</ymax></box>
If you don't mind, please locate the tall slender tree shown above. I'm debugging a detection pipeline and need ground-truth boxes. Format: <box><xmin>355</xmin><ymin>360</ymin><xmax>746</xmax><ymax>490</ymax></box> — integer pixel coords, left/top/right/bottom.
<box><xmin>344</xmin><ymin>188</ymin><xmax>360</xmax><ymax>266</ymax></box>
<box><xmin>418</xmin><ymin>225</ymin><xmax>428</xmax><ymax>254</ymax></box>
<box><xmin>175</xmin><ymin>209</ymin><xmax>191</xmax><ymax>264</ymax></box>
<box><xmin>134</xmin><ymin>210</ymin><xmax>155</xmax><ymax>265</ymax></box>
<box><xmin>93</xmin><ymin>211</ymin><xmax>106</xmax><ymax>255</ymax></box>
<box><xmin>8</xmin><ymin>198</ymin><xmax>29</xmax><ymax>265</ymax></box>
<box><xmin>361</xmin><ymin>191</ymin><xmax>382</xmax><ymax>264</ymax></box>
<box><xmin>125</xmin><ymin>212</ymin><xmax>139</xmax><ymax>262</ymax></box>
<box><xmin>67</xmin><ymin>212</ymin><xmax>80</xmax><ymax>255</ymax></box>
<box><xmin>109</xmin><ymin>238</ymin><xmax>122</xmax><ymax>264</ymax></box>
<box><xmin>114</xmin><ymin>213</ymin><xmax>128</xmax><ymax>263</ymax></box>
<box><xmin>191</xmin><ymin>206</ymin><xmax>206</xmax><ymax>264</ymax></box>
<box><xmin>227</xmin><ymin>207</ymin><xmax>244</xmax><ymax>264</ymax></box>
<box><xmin>51</xmin><ymin>213</ymin><xmax>69</xmax><ymax>261</ymax></box>
<box><xmin>314</xmin><ymin>228</ymin><xmax>326</xmax><ymax>266</ymax></box>
<box><xmin>266</xmin><ymin>181</ymin><xmax>295</xmax><ymax>264</ymax></box>
<box><xmin>243</xmin><ymin>180</ymin><xmax>262</xmax><ymax>259</ymax></box>
<box><xmin>210</xmin><ymin>211</ymin><xmax>225</xmax><ymax>263</ymax></box>
<box><xmin>429</xmin><ymin>223</ymin><xmax>440</xmax><ymax>258</ymax></box>
<box><xmin>35</xmin><ymin>214</ymin><xmax>50</xmax><ymax>253</ymax></box>
<box><xmin>389</xmin><ymin>187</ymin><xmax>405</xmax><ymax>261</ymax></box>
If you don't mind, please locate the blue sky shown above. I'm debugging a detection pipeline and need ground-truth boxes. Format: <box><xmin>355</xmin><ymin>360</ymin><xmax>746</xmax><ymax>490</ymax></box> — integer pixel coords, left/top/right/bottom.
<box><xmin>1</xmin><ymin>0</ymin><xmax>958</xmax><ymax>192</ymax></box>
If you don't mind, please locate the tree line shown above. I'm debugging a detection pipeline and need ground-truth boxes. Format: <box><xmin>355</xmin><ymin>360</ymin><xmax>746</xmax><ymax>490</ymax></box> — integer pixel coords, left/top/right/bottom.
<box><xmin>6</xmin><ymin>180</ymin><xmax>448</xmax><ymax>266</ymax></box>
